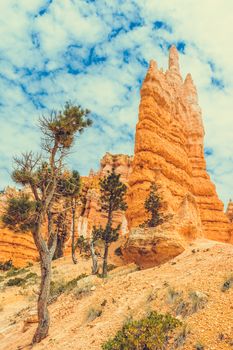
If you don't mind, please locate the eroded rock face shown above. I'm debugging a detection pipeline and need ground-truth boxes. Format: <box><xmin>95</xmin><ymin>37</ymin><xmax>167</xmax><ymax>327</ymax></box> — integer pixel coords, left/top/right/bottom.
<box><xmin>0</xmin><ymin>154</ymin><xmax>132</xmax><ymax>266</ymax></box>
<box><xmin>122</xmin><ymin>225</ymin><xmax>185</xmax><ymax>269</ymax></box>
<box><xmin>226</xmin><ymin>200</ymin><xmax>233</xmax><ymax>223</ymax></box>
<box><xmin>77</xmin><ymin>153</ymin><xmax>132</xmax><ymax>240</ymax></box>
<box><xmin>125</xmin><ymin>46</ymin><xmax>232</xmax><ymax>265</ymax></box>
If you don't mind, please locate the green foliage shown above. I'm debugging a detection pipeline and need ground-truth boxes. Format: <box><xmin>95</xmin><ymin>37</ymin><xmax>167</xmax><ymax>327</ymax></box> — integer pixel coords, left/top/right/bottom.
<box><xmin>143</xmin><ymin>183</ymin><xmax>164</xmax><ymax>228</ymax></box>
<box><xmin>92</xmin><ymin>224</ymin><xmax>120</xmax><ymax>245</ymax></box>
<box><xmin>49</xmin><ymin>273</ymin><xmax>87</xmax><ymax>302</ymax></box>
<box><xmin>102</xmin><ymin>312</ymin><xmax>181</xmax><ymax>350</ymax></box>
<box><xmin>107</xmin><ymin>264</ymin><xmax>117</xmax><ymax>272</ymax></box>
<box><xmin>0</xmin><ymin>260</ymin><xmax>13</xmax><ymax>271</ymax></box>
<box><xmin>76</xmin><ymin>235</ymin><xmax>90</xmax><ymax>254</ymax></box>
<box><xmin>6</xmin><ymin>267</ymin><xmax>27</xmax><ymax>278</ymax></box>
<box><xmin>99</xmin><ymin>170</ymin><xmax>127</xmax><ymax>214</ymax></box>
<box><xmin>2</xmin><ymin>194</ymin><xmax>37</xmax><ymax>231</ymax></box>
<box><xmin>5</xmin><ymin>271</ymin><xmax>38</xmax><ymax>287</ymax></box>
<box><xmin>57</xmin><ymin>170</ymin><xmax>81</xmax><ymax>198</ymax></box>
<box><xmin>221</xmin><ymin>275</ymin><xmax>233</xmax><ymax>292</ymax></box>
<box><xmin>25</xmin><ymin>272</ymin><xmax>38</xmax><ymax>281</ymax></box>
<box><xmin>6</xmin><ymin>277</ymin><xmax>26</xmax><ymax>287</ymax></box>
<box><xmin>53</xmin><ymin>211</ymin><xmax>69</xmax><ymax>260</ymax></box>
<box><xmin>41</xmin><ymin>101</ymin><xmax>92</xmax><ymax>149</ymax></box>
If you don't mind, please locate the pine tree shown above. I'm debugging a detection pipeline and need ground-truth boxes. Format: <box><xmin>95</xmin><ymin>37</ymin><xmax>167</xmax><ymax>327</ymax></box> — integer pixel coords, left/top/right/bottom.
<box><xmin>95</xmin><ymin>170</ymin><xmax>127</xmax><ymax>277</ymax></box>
<box><xmin>3</xmin><ymin>101</ymin><xmax>92</xmax><ymax>344</ymax></box>
<box><xmin>57</xmin><ymin>170</ymin><xmax>81</xmax><ymax>264</ymax></box>
<box><xmin>144</xmin><ymin>183</ymin><xmax>164</xmax><ymax>228</ymax></box>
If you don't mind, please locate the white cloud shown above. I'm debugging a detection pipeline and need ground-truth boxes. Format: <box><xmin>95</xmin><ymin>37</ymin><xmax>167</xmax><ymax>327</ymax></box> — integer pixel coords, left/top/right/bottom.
<box><xmin>0</xmin><ymin>0</ymin><xmax>232</xmax><ymax>207</ymax></box>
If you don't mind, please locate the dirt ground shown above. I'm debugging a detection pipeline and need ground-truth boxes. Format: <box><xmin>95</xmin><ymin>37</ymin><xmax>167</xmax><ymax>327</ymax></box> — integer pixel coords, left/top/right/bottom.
<box><xmin>1</xmin><ymin>238</ymin><xmax>233</xmax><ymax>350</ymax></box>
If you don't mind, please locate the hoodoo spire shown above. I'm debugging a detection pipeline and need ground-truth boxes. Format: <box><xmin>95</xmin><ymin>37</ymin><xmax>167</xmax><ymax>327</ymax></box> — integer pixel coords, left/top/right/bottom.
<box><xmin>169</xmin><ymin>45</ymin><xmax>180</xmax><ymax>72</ymax></box>
<box><xmin>184</xmin><ymin>73</ymin><xmax>198</xmax><ymax>104</ymax></box>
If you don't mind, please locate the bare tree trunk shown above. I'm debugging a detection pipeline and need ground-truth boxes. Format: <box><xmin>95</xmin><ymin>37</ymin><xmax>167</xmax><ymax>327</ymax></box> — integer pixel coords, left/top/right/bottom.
<box><xmin>33</xmin><ymin>250</ymin><xmax>51</xmax><ymax>343</ymax></box>
<box><xmin>90</xmin><ymin>240</ymin><xmax>98</xmax><ymax>274</ymax></box>
<box><xmin>71</xmin><ymin>207</ymin><xmax>77</xmax><ymax>264</ymax></box>
<box><xmin>32</xmin><ymin>213</ymin><xmax>57</xmax><ymax>344</ymax></box>
<box><xmin>102</xmin><ymin>242</ymin><xmax>109</xmax><ymax>278</ymax></box>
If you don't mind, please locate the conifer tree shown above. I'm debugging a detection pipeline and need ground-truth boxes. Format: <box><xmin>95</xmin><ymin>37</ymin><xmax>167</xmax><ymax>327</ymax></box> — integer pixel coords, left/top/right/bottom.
<box><xmin>144</xmin><ymin>183</ymin><xmax>164</xmax><ymax>228</ymax></box>
<box><xmin>3</xmin><ymin>102</ymin><xmax>92</xmax><ymax>344</ymax></box>
<box><xmin>57</xmin><ymin>170</ymin><xmax>81</xmax><ymax>264</ymax></box>
<box><xmin>94</xmin><ymin>170</ymin><xmax>127</xmax><ymax>277</ymax></box>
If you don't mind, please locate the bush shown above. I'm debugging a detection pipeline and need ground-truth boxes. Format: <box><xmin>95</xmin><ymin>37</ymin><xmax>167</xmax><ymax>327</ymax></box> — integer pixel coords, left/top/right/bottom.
<box><xmin>25</xmin><ymin>272</ymin><xmax>38</xmax><ymax>281</ymax></box>
<box><xmin>49</xmin><ymin>273</ymin><xmax>87</xmax><ymax>302</ymax></box>
<box><xmin>0</xmin><ymin>260</ymin><xmax>13</xmax><ymax>271</ymax></box>
<box><xmin>107</xmin><ymin>264</ymin><xmax>117</xmax><ymax>272</ymax></box>
<box><xmin>102</xmin><ymin>312</ymin><xmax>181</xmax><ymax>350</ymax></box>
<box><xmin>221</xmin><ymin>275</ymin><xmax>233</xmax><ymax>292</ymax></box>
<box><xmin>6</xmin><ymin>277</ymin><xmax>26</xmax><ymax>287</ymax></box>
<box><xmin>6</xmin><ymin>267</ymin><xmax>28</xmax><ymax>277</ymax></box>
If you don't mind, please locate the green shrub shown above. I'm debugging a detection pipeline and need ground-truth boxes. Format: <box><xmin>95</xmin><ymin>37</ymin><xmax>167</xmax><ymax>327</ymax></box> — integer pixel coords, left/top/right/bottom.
<box><xmin>49</xmin><ymin>273</ymin><xmax>87</xmax><ymax>302</ymax></box>
<box><xmin>102</xmin><ymin>312</ymin><xmax>181</xmax><ymax>350</ymax></box>
<box><xmin>0</xmin><ymin>260</ymin><xmax>13</xmax><ymax>271</ymax></box>
<box><xmin>6</xmin><ymin>277</ymin><xmax>26</xmax><ymax>287</ymax></box>
<box><xmin>221</xmin><ymin>275</ymin><xmax>233</xmax><ymax>292</ymax></box>
<box><xmin>25</xmin><ymin>272</ymin><xmax>38</xmax><ymax>281</ymax></box>
<box><xmin>107</xmin><ymin>264</ymin><xmax>117</xmax><ymax>272</ymax></box>
<box><xmin>6</xmin><ymin>267</ymin><xmax>28</xmax><ymax>277</ymax></box>
<box><xmin>26</xmin><ymin>262</ymin><xmax>33</xmax><ymax>267</ymax></box>
<box><xmin>0</xmin><ymin>276</ymin><xmax>4</xmax><ymax>283</ymax></box>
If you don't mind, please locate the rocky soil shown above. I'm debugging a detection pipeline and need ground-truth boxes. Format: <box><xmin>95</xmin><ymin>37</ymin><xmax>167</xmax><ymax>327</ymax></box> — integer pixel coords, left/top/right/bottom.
<box><xmin>1</xmin><ymin>239</ymin><xmax>233</xmax><ymax>350</ymax></box>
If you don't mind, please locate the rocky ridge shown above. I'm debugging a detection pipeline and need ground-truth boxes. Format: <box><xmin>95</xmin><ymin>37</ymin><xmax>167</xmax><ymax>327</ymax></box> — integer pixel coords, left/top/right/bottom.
<box><xmin>0</xmin><ymin>153</ymin><xmax>132</xmax><ymax>267</ymax></box>
<box><xmin>126</xmin><ymin>46</ymin><xmax>232</xmax><ymax>258</ymax></box>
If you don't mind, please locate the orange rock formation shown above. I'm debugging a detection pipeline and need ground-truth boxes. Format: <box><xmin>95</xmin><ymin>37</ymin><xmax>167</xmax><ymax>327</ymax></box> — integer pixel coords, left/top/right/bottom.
<box><xmin>0</xmin><ymin>153</ymin><xmax>132</xmax><ymax>267</ymax></box>
<box><xmin>126</xmin><ymin>46</ymin><xmax>232</xmax><ymax>244</ymax></box>
<box><xmin>226</xmin><ymin>200</ymin><xmax>233</xmax><ymax>223</ymax></box>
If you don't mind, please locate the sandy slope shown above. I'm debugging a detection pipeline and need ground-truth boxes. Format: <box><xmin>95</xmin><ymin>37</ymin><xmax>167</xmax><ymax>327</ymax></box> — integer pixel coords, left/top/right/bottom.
<box><xmin>1</xmin><ymin>239</ymin><xmax>233</xmax><ymax>350</ymax></box>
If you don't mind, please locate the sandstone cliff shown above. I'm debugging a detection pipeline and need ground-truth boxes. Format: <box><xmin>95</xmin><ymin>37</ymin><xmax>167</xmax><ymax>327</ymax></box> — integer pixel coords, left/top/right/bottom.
<box><xmin>226</xmin><ymin>199</ymin><xmax>233</xmax><ymax>223</ymax></box>
<box><xmin>126</xmin><ymin>46</ymin><xmax>232</xmax><ymax>245</ymax></box>
<box><xmin>0</xmin><ymin>154</ymin><xmax>132</xmax><ymax>267</ymax></box>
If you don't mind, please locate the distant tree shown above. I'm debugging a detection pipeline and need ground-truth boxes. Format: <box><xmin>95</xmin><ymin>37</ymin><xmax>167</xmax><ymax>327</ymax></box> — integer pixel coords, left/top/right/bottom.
<box><xmin>57</xmin><ymin>170</ymin><xmax>81</xmax><ymax>264</ymax></box>
<box><xmin>3</xmin><ymin>102</ymin><xmax>92</xmax><ymax>344</ymax></box>
<box><xmin>94</xmin><ymin>170</ymin><xmax>127</xmax><ymax>277</ymax></box>
<box><xmin>53</xmin><ymin>210</ymin><xmax>69</xmax><ymax>260</ymax></box>
<box><xmin>89</xmin><ymin>228</ymin><xmax>99</xmax><ymax>275</ymax></box>
<box><xmin>143</xmin><ymin>183</ymin><xmax>164</xmax><ymax>228</ymax></box>
<box><xmin>76</xmin><ymin>234</ymin><xmax>89</xmax><ymax>255</ymax></box>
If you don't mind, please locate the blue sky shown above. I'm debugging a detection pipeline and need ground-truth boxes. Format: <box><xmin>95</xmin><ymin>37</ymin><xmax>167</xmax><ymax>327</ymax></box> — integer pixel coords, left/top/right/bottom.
<box><xmin>0</xmin><ymin>0</ymin><xmax>232</xmax><ymax>206</ymax></box>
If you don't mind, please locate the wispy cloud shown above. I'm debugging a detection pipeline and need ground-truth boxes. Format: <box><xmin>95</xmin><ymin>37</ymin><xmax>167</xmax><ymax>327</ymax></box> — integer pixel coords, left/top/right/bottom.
<box><xmin>0</xmin><ymin>0</ymin><xmax>232</xmax><ymax>206</ymax></box>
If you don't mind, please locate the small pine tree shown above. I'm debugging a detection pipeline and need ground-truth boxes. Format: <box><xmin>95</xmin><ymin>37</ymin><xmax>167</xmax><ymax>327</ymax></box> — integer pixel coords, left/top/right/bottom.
<box><xmin>144</xmin><ymin>183</ymin><xmax>164</xmax><ymax>228</ymax></box>
<box><xmin>3</xmin><ymin>102</ymin><xmax>92</xmax><ymax>344</ymax></box>
<box><xmin>57</xmin><ymin>170</ymin><xmax>81</xmax><ymax>264</ymax></box>
<box><xmin>94</xmin><ymin>170</ymin><xmax>127</xmax><ymax>277</ymax></box>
